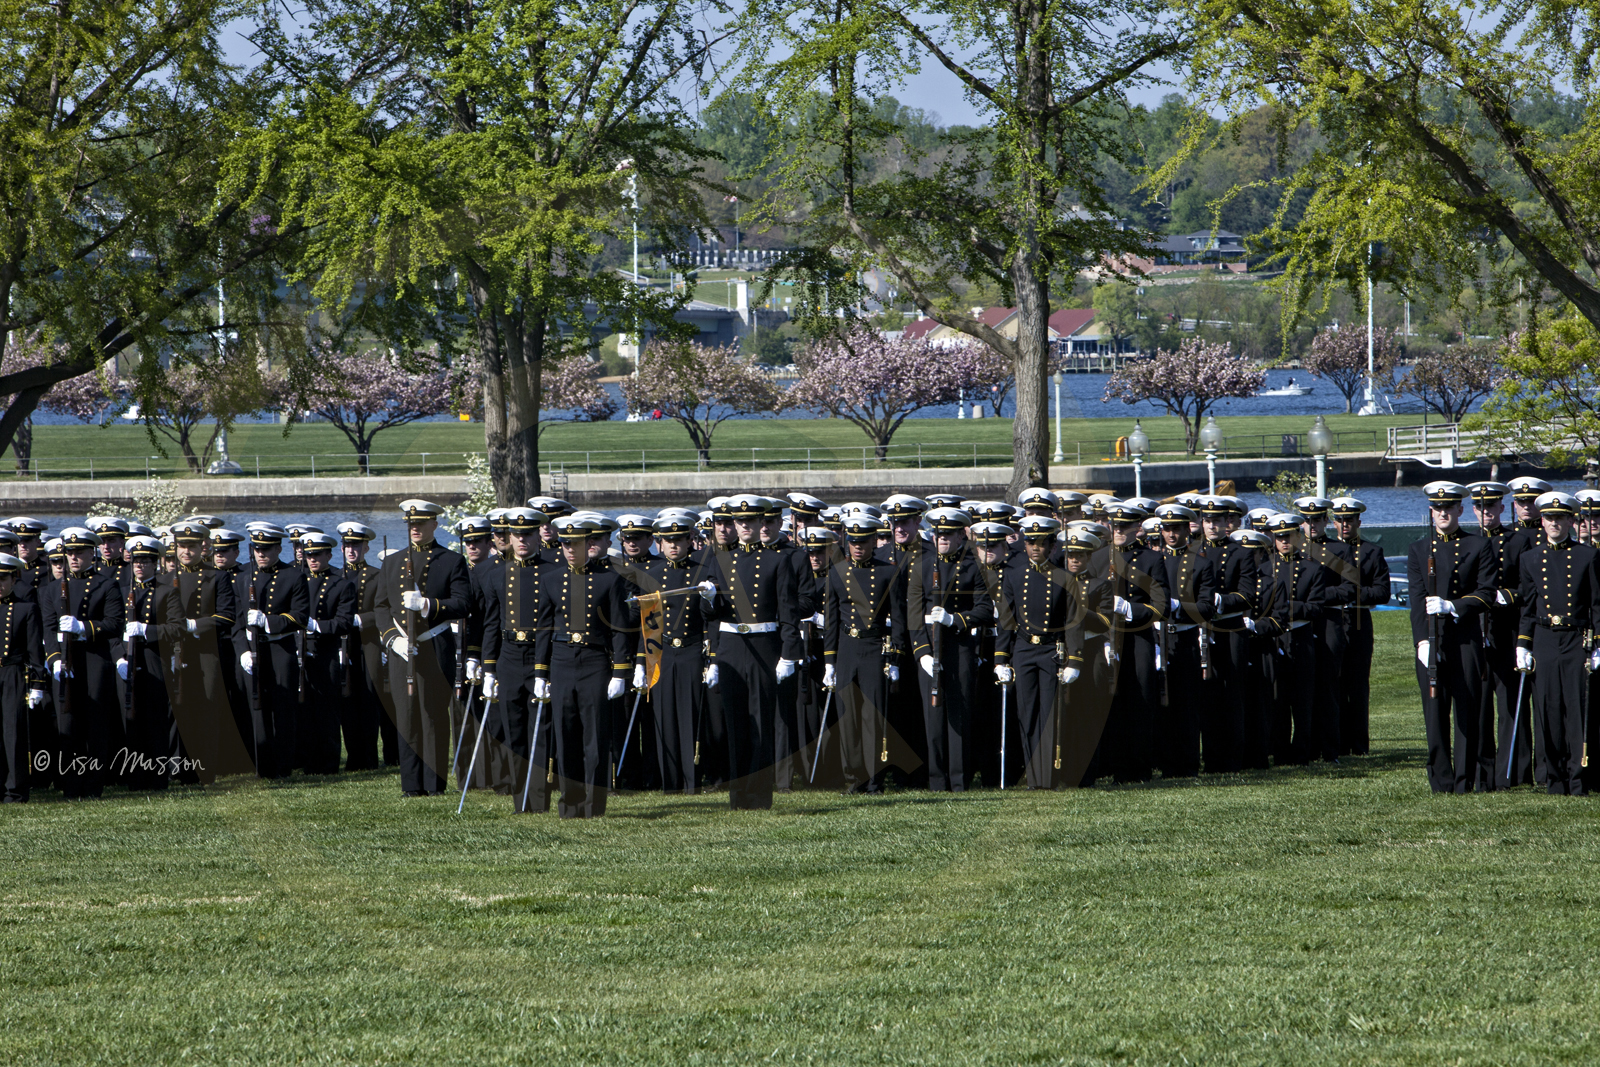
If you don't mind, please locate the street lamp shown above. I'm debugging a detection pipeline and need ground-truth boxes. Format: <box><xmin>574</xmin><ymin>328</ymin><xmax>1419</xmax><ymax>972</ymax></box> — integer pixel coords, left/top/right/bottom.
<box><xmin>1052</xmin><ymin>372</ymin><xmax>1064</xmax><ymax>463</ymax></box>
<box><xmin>1198</xmin><ymin>414</ymin><xmax>1223</xmax><ymax>494</ymax></box>
<box><xmin>1308</xmin><ymin>414</ymin><xmax>1334</xmax><ymax>498</ymax></box>
<box><xmin>206</xmin><ymin>274</ymin><xmax>242</xmax><ymax>476</ymax></box>
<box><xmin>1128</xmin><ymin>419</ymin><xmax>1149</xmax><ymax>498</ymax></box>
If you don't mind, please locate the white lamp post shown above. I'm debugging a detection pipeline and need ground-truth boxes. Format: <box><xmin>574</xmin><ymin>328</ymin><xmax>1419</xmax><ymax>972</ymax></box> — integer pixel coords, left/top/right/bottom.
<box><xmin>1308</xmin><ymin>414</ymin><xmax>1334</xmax><ymax>499</ymax></box>
<box><xmin>205</xmin><ymin>274</ymin><xmax>242</xmax><ymax>475</ymax></box>
<box><xmin>1128</xmin><ymin>420</ymin><xmax>1149</xmax><ymax>498</ymax></box>
<box><xmin>1198</xmin><ymin>414</ymin><xmax>1223</xmax><ymax>494</ymax></box>
<box><xmin>1052</xmin><ymin>372</ymin><xmax>1064</xmax><ymax>463</ymax></box>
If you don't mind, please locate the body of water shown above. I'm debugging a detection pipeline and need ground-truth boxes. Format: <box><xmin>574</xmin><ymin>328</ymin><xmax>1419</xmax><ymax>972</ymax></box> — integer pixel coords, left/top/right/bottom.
<box><xmin>24</xmin><ymin>473</ymin><xmax>1570</xmax><ymax>559</ymax></box>
<box><xmin>31</xmin><ymin>367</ymin><xmax>1458</xmax><ymax>429</ymax></box>
<box><xmin>606</xmin><ymin>367</ymin><xmax>1451</xmax><ymax>423</ymax></box>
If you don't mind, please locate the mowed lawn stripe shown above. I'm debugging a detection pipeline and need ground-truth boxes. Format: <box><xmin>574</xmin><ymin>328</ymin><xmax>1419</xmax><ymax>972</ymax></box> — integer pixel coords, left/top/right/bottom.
<box><xmin>5</xmin><ymin>611</ymin><xmax>1598</xmax><ymax>1065</ymax></box>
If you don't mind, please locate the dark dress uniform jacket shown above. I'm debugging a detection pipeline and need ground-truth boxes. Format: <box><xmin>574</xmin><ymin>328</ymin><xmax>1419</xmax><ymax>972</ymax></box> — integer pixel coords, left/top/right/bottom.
<box><xmin>168</xmin><ymin>564</ymin><xmax>248</xmax><ymax>779</ymax></box>
<box><xmin>374</xmin><ymin>541</ymin><xmax>472</xmax><ymax>681</ymax></box>
<box><xmin>1407</xmin><ymin>528</ymin><xmax>1498</xmax><ymax>792</ymax></box>
<box><xmin>0</xmin><ymin>593</ymin><xmax>44</xmax><ymax>801</ymax></box>
<box><xmin>41</xmin><ymin>562</ymin><xmax>125</xmax><ymax>797</ymax></box>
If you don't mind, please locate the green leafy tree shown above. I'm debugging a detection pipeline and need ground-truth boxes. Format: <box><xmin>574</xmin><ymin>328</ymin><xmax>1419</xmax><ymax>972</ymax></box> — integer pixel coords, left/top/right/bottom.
<box><xmin>1468</xmin><ymin>317</ymin><xmax>1600</xmax><ymax>468</ymax></box>
<box><xmin>0</xmin><ymin>0</ymin><xmax>303</xmax><ymax>461</ymax></box>
<box><xmin>735</xmin><ymin>0</ymin><xmax>1185</xmax><ymax>499</ymax></box>
<box><xmin>1177</xmin><ymin>0</ymin><xmax>1600</xmax><ymax>336</ymax></box>
<box><xmin>242</xmin><ymin>0</ymin><xmax>715</xmax><ymax>504</ymax></box>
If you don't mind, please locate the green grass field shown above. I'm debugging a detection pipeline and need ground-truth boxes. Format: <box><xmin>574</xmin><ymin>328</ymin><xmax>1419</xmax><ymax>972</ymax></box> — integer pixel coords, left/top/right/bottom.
<box><xmin>4</xmin><ymin>412</ymin><xmax>1413</xmax><ymax>480</ymax></box>
<box><xmin>6</xmin><ymin>612</ymin><xmax>1598</xmax><ymax>1065</ymax></box>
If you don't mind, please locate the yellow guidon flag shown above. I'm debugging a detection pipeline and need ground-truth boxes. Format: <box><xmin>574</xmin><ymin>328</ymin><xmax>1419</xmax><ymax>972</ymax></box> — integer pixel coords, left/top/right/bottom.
<box><xmin>635</xmin><ymin>590</ymin><xmax>665</xmax><ymax>698</ymax></box>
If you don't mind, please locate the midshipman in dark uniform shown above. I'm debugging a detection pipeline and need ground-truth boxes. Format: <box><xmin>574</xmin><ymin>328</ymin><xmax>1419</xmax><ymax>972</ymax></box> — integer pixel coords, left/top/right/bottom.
<box><xmin>822</xmin><ymin>514</ymin><xmax>908</xmax><ymax>794</ymax></box>
<box><xmin>0</xmin><ymin>552</ymin><xmax>45</xmax><ymax>802</ymax></box>
<box><xmin>1409</xmin><ymin>480</ymin><xmax>1498</xmax><ymax>793</ymax></box>
<box><xmin>532</xmin><ymin>515</ymin><xmax>634</xmax><ymax>818</ymax></box>
<box><xmin>1516</xmin><ymin>491</ymin><xmax>1600</xmax><ymax>795</ymax></box>
<box><xmin>1329</xmin><ymin>497</ymin><xmax>1391</xmax><ymax>757</ymax></box>
<box><xmin>375</xmin><ymin>499</ymin><xmax>472</xmax><ymax>796</ymax></box>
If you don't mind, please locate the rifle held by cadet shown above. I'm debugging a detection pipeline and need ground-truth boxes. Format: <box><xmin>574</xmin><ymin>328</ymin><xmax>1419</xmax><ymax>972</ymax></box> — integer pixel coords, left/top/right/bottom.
<box><xmin>1426</xmin><ymin>553</ymin><xmax>1440</xmax><ymax>700</ymax></box>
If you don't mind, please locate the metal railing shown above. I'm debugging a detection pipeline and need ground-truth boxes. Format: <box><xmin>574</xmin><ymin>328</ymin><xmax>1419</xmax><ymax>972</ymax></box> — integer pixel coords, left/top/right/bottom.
<box><xmin>9</xmin><ymin>451</ymin><xmax>481</xmax><ymax>482</ymax></box>
<box><xmin>5</xmin><ymin>426</ymin><xmax>1391</xmax><ymax>482</ymax></box>
<box><xmin>1386</xmin><ymin>422</ymin><xmax>1494</xmax><ymax>458</ymax></box>
<box><xmin>1102</xmin><ymin>429</ymin><xmax>1381</xmax><ymax>460</ymax></box>
<box><xmin>542</xmin><ymin>442</ymin><xmax>1017</xmax><ymax>474</ymax></box>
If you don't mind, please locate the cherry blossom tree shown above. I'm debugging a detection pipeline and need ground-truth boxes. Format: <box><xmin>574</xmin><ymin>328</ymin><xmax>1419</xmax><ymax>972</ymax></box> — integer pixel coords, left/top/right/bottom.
<box><xmin>136</xmin><ymin>363</ymin><xmax>274</xmax><ymax>473</ymax></box>
<box><xmin>1398</xmin><ymin>341</ymin><xmax>1499</xmax><ymax>423</ymax></box>
<box><xmin>285</xmin><ymin>348</ymin><xmax>453</xmax><ymax>473</ymax></box>
<box><xmin>1103</xmin><ymin>338</ymin><xmax>1267</xmax><ymax>453</ymax></box>
<box><xmin>1303</xmin><ymin>327</ymin><xmax>1396</xmax><ymax>414</ymax></box>
<box><xmin>541</xmin><ymin>356</ymin><xmax>620</xmax><ymax>426</ymax></box>
<box><xmin>789</xmin><ymin>324</ymin><xmax>982</xmax><ymax>460</ymax></box>
<box><xmin>621</xmin><ymin>341</ymin><xmax>783</xmax><ymax>464</ymax></box>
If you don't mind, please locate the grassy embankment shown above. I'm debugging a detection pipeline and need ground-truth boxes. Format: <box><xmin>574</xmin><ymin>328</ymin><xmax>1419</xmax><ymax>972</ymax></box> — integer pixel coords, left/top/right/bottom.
<box><xmin>4</xmin><ymin>412</ymin><xmax>1414</xmax><ymax>479</ymax></box>
<box><xmin>7</xmin><ymin>612</ymin><xmax>1600</xmax><ymax>1065</ymax></box>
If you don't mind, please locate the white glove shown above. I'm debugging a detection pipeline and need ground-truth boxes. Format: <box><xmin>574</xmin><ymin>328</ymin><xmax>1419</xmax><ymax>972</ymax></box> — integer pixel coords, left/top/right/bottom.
<box><xmin>247</xmin><ymin>609</ymin><xmax>268</xmax><ymax>629</ymax></box>
<box><xmin>1516</xmin><ymin>646</ymin><xmax>1534</xmax><ymax>672</ymax></box>
<box><xmin>115</xmin><ymin>658</ymin><xmax>129</xmax><ymax>680</ymax></box>
<box><xmin>401</xmin><ymin>590</ymin><xmax>426</xmax><ymax>612</ymax></box>
<box><xmin>919</xmin><ymin>654</ymin><xmax>936</xmax><ymax>676</ymax></box>
<box><xmin>808</xmin><ymin>612</ymin><xmax>824</xmax><ymax>626</ymax></box>
<box><xmin>481</xmin><ymin>672</ymin><xmax>499</xmax><ymax>700</ymax></box>
<box><xmin>927</xmin><ymin>606</ymin><xmax>954</xmax><ymax>627</ymax></box>
<box><xmin>306</xmin><ymin>618</ymin><xmax>322</xmax><ymax>634</ymax></box>
<box><xmin>1104</xmin><ymin>642</ymin><xmax>1116</xmax><ymax>665</ymax></box>
<box><xmin>1154</xmin><ymin>643</ymin><xmax>1163</xmax><ymax>671</ymax></box>
<box><xmin>1060</xmin><ymin>666</ymin><xmax>1080</xmax><ymax>685</ymax></box>
<box><xmin>633</xmin><ymin>663</ymin><xmax>646</xmax><ymax>689</ymax></box>
<box><xmin>533</xmin><ymin>677</ymin><xmax>550</xmax><ymax>701</ymax></box>
<box><xmin>1214</xmin><ymin>593</ymin><xmax>1224</xmax><ymax>610</ymax></box>
<box><xmin>698</xmin><ymin>580</ymin><xmax>717</xmax><ymax>605</ymax></box>
<box><xmin>352</xmin><ymin>613</ymin><xmax>362</xmax><ymax>628</ymax></box>
<box><xmin>606</xmin><ymin>677</ymin><xmax>626</xmax><ymax>700</ymax></box>
<box><xmin>52</xmin><ymin>659</ymin><xmax>68</xmax><ymax>680</ymax></box>
<box><xmin>465</xmin><ymin>658</ymin><xmax>481</xmax><ymax>682</ymax></box>
<box><xmin>1496</xmin><ymin>590</ymin><xmax>1512</xmax><ymax>606</ymax></box>
<box><xmin>1589</xmin><ymin>648</ymin><xmax>1600</xmax><ymax>673</ymax></box>
<box><xmin>1169</xmin><ymin>598</ymin><xmax>1181</xmax><ymax>613</ymax></box>
<box><xmin>888</xmin><ymin>664</ymin><xmax>900</xmax><ymax>682</ymax></box>
<box><xmin>1112</xmin><ymin>596</ymin><xmax>1134</xmax><ymax>621</ymax></box>
<box><xmin>994</xmin><ymin>665</ymin><xmax>1014</xmax><ymax>683</ymax></box>
<box><xmin>25</xmin><ymin>689</ymin><xmax>44</xmax><ymax>709</ymax></box>
<box><xmin>704</xmin><ymin>664</ymin><xmax>720</xmax><ymax>687</ymax></box>
<box><xmin>823</xmin><ymin>663</ymin><xmax>836</xmax><ymax>688</ymax></box>
<box><xmin>186</xmin><ymin>619</ymin><xmax>199</xmax><ymax>635</ymax></box>
<box><xmin>240</xmin><ymin>650</ymin><xmax>255</xmax><ymax>674</ymax></box>
<box><xmin>124</xmin><ymin>622</ymin><xmax>148</xmax><ymax>640</ymax></box>
<box><xmin>388</xmin><ymin>635</ymin><xmax>412</xmax><ymax>661</ymax></box>
<box><xmin>1417</xmin><ymin>639</ymin><xmax>1432</xmax><ymax>667</ymax></box>
<box><xmin>1243</xmin><ymin>617</ymin><xmax>1257</xmax><ymax>633</ymax></box>
<box><xmin>1425</xmin><ymin>595</ymin><xmax>1457</xmax><ymax>617</ymax></box>
<box><xmin>58</xmin><ymin>615</ymin><xmax>85</xmax><ymax>636</ymax></box>
<box><xmin>776</xmin><ymin>658</ymin><xmax>797</xmax><ymax>682</ymax></box>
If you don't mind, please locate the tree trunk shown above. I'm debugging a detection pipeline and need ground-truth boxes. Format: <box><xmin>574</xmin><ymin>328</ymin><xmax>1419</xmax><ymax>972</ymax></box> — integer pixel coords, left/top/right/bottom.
<box><xmin>13</xmin><ymin>415</ymin><xmax>30</xmax><ymax>474</ymax></box>
<box><xmin>1006</xmin><ymin>3</ymin><xmax>1052</xmax><ymax>502</ymax></box>
<box><xmin>0</xmin><ymin>386</ymin><xmax>50</xmax><ymax>471</ymax></box>
<box><xmin>467</xmin><ymin>265</ymin><xmax>512</xmax><ymax>506</ymax></box>
<box><xmin>1009</xmin><ymin>252</ymin><xmax>1051</xmax><ymax>499</ymax></box>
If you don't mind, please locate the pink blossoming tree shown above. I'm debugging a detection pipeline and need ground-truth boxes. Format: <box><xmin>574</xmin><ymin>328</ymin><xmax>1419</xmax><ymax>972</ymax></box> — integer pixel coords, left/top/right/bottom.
<box><xmin>788</xmin><ymin>323</ymin><xmax>983</xmax><ymax>460</ymax></box>
<box><xmin>621</xmin><ymin>340</ymin><xmax>783</xmax><ymax>464</ymax></box>
<box><xmin>283</xmin><ymin>348</ymin><xmax>454</xmax><ymax>473</ymax></box>
<box><xmin>1303</xmin><ymin>327</ymin><xmax>1396</xmax><ymax>413</ymax></box>
<box><xmin>1103</xmin><ymin>338</ymin><xmax>1266</xmax><ymax>453</ymax></box>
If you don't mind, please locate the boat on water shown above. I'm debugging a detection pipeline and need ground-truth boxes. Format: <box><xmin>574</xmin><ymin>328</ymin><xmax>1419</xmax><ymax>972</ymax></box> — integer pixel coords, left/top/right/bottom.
<box><xmin>1259</xmin><ymin>377</ymin><xmax>1314</xmax><ymax>397</ymax></box>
